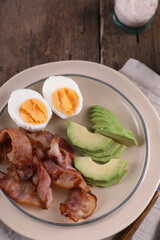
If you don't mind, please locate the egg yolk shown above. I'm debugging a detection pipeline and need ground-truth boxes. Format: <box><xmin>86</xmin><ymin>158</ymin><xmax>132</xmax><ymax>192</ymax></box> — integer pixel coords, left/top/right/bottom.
<box><xmin>19</xmin><ymin>98</ymin><xmax>48</xmax><ymax>125</ymax></box>
<box><xmin>52</xmin><ymin>88</ymin><xmax>79</xmax><ymax>116</ymax></box>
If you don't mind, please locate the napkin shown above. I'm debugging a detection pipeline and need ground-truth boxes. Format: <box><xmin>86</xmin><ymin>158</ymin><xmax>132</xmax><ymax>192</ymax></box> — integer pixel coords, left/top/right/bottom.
<box><xmin>119</xmin><ymin>58</ymin><xmax>160</xmax><ymax>116</ymax></box>
<box><xmin>0</xmin><ymin>59</ymin><xmax>160</xmax><ymax>240</ymax></box>
<box><xmin>131</xmin><ymin>197</ymin><xmax>160</xmax><ymax>240</ymax></box>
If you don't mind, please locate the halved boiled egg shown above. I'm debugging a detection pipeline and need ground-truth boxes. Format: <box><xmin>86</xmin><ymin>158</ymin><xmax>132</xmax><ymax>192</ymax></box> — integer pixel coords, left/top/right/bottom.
<box><xmin>42</xmin><ymin>76</ymin><xmax>83</xmax><ymax>119</ymax></box>
<box><xmin>8</xmin><ymin>89</ymin><xmax>52</xmax><ymax>131</ymax></box>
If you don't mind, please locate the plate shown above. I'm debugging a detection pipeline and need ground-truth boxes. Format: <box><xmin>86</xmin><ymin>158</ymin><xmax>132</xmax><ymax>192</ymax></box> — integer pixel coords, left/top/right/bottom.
<box><xmin>0</xmin><ymin>61</ymin><xmax>160</xmax><ymax>240</ymax></box>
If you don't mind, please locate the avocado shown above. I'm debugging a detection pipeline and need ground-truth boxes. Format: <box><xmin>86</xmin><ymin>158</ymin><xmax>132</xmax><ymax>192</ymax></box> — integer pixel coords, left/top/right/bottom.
<box><xmin>90</xmin><ymin>116</ymin><xmax>112</xmax><ymax>125</ymax></box>
<box><xmin>89</xmin><ymin>106</ymin><xmax>118</xmax><ymax>123</ymax></box>
<box><xmin>94</xmin><ymin>128</ymin><xmax>137</xmax><ymax>146</ymax></box>
<box><xmin>74</xmin><ymin>156</ymin><xmax>127</xmax><ymax>182</ymax></box>
<box><xmin>89</xmin><ymin>105</ymin><xmax>138</xmax><ymax>146</ymax></box>
<box><xmin>67</xmin><ymin>121</ymin><xmax>112</xmax><ymax>152</ymax></box>
<box><xmin>85</xmin><ymin>169</ymin><xmax>127</xmax><ymax>187</ymax></box>
<box><xmin>80</xmin><ymin>141</ymin><xmax>121</xmax><ymax>158</ymax></box>
<box><xmin>89</xmin><ymin>105</ymin><xmax>113</xmax><ymax>114</ymax></box>
<box><xmin>81</xmin><ymin>145</ymin><xmax>126</xmax><ymax>163</ymax></box>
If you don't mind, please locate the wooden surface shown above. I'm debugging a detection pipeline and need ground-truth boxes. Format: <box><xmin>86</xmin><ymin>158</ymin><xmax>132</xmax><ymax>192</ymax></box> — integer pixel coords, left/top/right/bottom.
<box><xmin>0</xmin><ymin>0</ymin><xmax>160</xmax><ymax>87</ymax></box>
<box><xmin>100</xmin><ymin>0</ymin><xmax>160</xmax><ymax>71</ymax></box>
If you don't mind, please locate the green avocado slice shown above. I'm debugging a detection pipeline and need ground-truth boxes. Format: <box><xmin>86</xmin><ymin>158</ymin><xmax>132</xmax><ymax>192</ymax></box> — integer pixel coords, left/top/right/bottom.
<box><xmin>89</xmin><ymin>105</ymin><xmax>138</xmax><ymax>146</ymax></box>
<box><xmin>81</xmin><ymin>145</ymin><xmax>126</xmax><ymax>163</ymax></box>
<box><xmin>85</xmin><ymin>169</ymin><xmax>127</xmax><ymax>187</ymax></box>
<box><xmin>74</xmin><ymin>156</ymin><xmax>127</xmax><ymax>182</ymax></box>
<box><xmin>67</xmin><ymin>121</ymin><xmax>112</xmax><ymax>152</ymax></box>
<box><xmin>80</xmin><ymin>141</ymin><xmax>121</xmax><ymax>157</ymax></box>
<box><xmin>94</xmin><ymin>128</ymin><xmax>137</xmax><ymax>146</ymax></box>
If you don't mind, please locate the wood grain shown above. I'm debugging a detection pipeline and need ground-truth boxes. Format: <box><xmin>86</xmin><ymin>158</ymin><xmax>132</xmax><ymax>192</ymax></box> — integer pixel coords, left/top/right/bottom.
<box><xmin>0</xmin><ymin>0</ymin><xmax>100</xmax><ymax>86</ymax></box>
<box><xmin>100</xmin><ymin>0</ymin><xmax>160</xmax><ymax>74</ymax></box>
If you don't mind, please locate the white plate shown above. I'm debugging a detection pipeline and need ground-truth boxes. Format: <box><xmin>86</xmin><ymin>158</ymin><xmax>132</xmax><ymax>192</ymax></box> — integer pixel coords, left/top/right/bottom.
<box><xmin>0</xmin><ymin>61</ymin><xmax>160</xmax><ymax>240</ymax></box>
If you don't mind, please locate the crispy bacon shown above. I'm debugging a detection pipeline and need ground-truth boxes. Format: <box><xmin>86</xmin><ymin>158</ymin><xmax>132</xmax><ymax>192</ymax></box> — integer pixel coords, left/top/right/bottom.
<box><xmin>58</xmin><ymin>135</ymin><xmax>74</xmax><ymax>154</ymax></box>
<box><xmin>34</xmin><ymin>147</ymin><xmax>46</xmax><ymax>162</ymax></box>
<box><xmin>0</xmin><ymin>170</ymin><xmax>45</xmax><ymax>208</ymax></box>
<box><xmin>0</xmin><ymin>137</ymin><xmax>12</xmax><ymax>163</ymax></box>
<box><xmin>32</xmin><ymin>154</ymin><xmax>53</xmax><ymax>209</ymax></box>
<box><xmin>0</xmin><ymin>128</ymin><xmax>33</xmax><ymax>180</ymax></box>
<box><xmin>48</xmin><ymin>135</ymin><xmax>74</xmax><ymax>168</ymax></box>
<box><xmin>60</xmin><ymin>187</ymin><xmax>97</xmax><ymax>222</ymax></box>
<box><xmin>0</xmin><ymin>127</ymin><xmax>97</xmax><ymax>222</ymax></box>
<box><xmin>44</xmin><ymin>159</ymin><xmax>97</xmax><ymax>222</ymax></box>
<box><xmin>43</xmin><ymin>159</ymin><xmax>89</xmax><ymax>191</ymax></box>
<box><xmin>20</xmin><ymin>128</ymin><xmax>54</xmax><ymax>152</ymax></box>
<box><xmin>0</xmin><ymin>155</ymin><xmax>53</xmax><ymax>209</ymax></box>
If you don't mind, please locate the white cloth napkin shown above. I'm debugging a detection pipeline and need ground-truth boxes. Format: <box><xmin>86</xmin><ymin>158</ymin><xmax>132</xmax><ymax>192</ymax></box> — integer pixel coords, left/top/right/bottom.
<box><xmin>0</xmin><ymin>59</ymin><xmax>160</xmax><ymax>240</ymax></box>
<box><xmin>120</xmin><ymin>58</ymin><xmax>160</xmax><ymax>116</ymax></box>
<box><xmin>131</xmin><ymin>197</ymin><xmax>160</xmax><ymax>240</ymax></box>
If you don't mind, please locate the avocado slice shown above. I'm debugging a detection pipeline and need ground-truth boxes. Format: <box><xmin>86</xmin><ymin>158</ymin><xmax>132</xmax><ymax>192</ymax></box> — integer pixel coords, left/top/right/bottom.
<box><xmin>94</xmin><ymin>128</ymin><xmax>137</xmax><ymax>146</ymax></box>
<box><xmin>74</xmin><ymin>156</ymin><xmax>127</xmax><ymax>181</ymax></box>
<box><xmin>81</xmin><ymin>145</ymin><xmax>126</xmax><ymax>163</ymax></box>
<box><xmin>89</xmin><ymin>105</ymin><xmax>138</xmax><ymax>146</ymax></box>
<box><xmin>90</xmin><ymin>116</ymin><xmax>113</xmax><ymax>125</ymax></box>
<box><xmin>85</xmin><ymin>169</ymin><xmax>127</xmax><ymax>187</ymax></box>
<box><xmin>67</xmin><ymin>121</ymin><xmax>112</xmax><ymax>152</ymax></box>
<box><xmin>80</xmin><ymin>141</ymin><xmax>121</xmax><ymax>158</ymax></box>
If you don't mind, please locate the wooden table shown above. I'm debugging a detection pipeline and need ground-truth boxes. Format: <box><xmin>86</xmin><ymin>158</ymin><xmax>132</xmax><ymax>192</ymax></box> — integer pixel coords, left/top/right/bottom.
<box><xmin>0</xmin><ymin>1</ymin><xmax>160</xmax><ymax>239</ymax></box>
<box><xmin>0</xmin><ymin>0</ymin><xmax>160</xmax><ymax>88</ymax></box>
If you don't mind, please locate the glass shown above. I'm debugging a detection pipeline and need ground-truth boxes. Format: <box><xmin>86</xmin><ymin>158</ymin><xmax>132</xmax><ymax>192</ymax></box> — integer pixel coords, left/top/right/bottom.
<box><xmin>113</xmin><ymin>0</ymin><xmax>158</xmax><ymax>34</ymax></box>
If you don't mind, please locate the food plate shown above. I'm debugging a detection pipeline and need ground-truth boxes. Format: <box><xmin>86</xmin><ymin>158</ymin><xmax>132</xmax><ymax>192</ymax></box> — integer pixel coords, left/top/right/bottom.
<box><xmin>0</xmin><ymin>61</ymin><xmax>160</xmax><ymax>240</ymax></box>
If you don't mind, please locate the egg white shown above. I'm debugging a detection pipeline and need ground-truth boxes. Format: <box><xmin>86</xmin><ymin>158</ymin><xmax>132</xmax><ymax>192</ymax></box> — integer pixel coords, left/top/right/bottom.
<box><xmin>42</xmin><ymin>76</ymin><xmax>83</xmax><ymax>119</ymax></box>
<box><xmin>8</xmin><ymin>89</ymin><xmax>52</xmax><ymax>131</ymax></box>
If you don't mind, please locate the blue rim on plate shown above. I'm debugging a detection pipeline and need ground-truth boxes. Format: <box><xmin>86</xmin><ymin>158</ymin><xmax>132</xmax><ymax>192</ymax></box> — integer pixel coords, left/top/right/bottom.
<box><xmin>0</xmin><ymin>74</ymin><xmax>149</xmax><ymax>227</ymax></box>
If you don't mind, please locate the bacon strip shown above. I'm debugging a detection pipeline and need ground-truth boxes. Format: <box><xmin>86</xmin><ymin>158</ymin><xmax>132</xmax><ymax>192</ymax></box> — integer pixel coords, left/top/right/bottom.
<box><xmin>43</xmin><ymin>159</ymin><xmax>89</xmax><ymax>191</ymax></box>
<box><xmin>0</xmin><ymin>155</ymin><xmax>53</xmax><ymax>209</ymax></box>
<box><xmin>20</xmin><ymin>128</ymin><xmax>54</xmax><ymax>151</ymax></box>
<box><xmin>48</xmin><ymin>135</ymin><xmax>74</xmax><ymax>168</ymax></box>
<box><xmin>0</xmin><ymin>127</ymin><xmax>97</xmax><ymax>222</ymax></box>
<box><xmin>0</xmin><ymin>128</ymin><xmax>33</xmax><ymax>180</ymax></box>
<box><xmin>0</xmin><ymin>170</ymin><xmax>45</xmax><ymax>208</ymax></box>
<box><xmin>60</xmin><ymin>187</ymin><xmax>97</xmax><ymax>222</ymax></box>
<box><xmin>43</xmin><ymin>159</ymin><xmax>97</xmax><ymax>222</ymax></box>
<box><xmin>32</xmin><ymin>154</ymin><xmax>53</xmax><ymax>209</ymax></box>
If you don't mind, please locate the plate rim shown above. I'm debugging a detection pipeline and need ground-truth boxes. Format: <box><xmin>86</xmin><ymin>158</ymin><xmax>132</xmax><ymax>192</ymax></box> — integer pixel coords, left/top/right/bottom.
<box><xmin>0</xmin><ymin>60</ymin><xmax>160</xmax><ymax>240</ymax></box>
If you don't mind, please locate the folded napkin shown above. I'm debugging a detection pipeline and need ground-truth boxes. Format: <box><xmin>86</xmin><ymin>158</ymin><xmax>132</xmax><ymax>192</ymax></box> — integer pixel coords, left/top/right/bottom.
<box><xmin>131</xmin><ymin>196</ymin><xmax>160</xmax><ymax>240</ymax></box>
<box><xmin>0</xmin><ymin>59</ymin><xmax>160</xmax><ymax>240</ymax></box>
<box><xmin>120</xmin><ymin>58</ymin><xmax>160</xmax><ymax>116</ymax></box>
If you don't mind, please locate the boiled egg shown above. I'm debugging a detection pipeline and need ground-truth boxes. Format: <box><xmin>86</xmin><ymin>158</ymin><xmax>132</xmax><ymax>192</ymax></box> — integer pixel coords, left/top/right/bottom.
<box><xmin>8</xmin><ymin>89</ymin><xmax>52</xmax><ymax>131</ymax></box>
<box><xmin>42</xmin><ymin>76</ymin><xmax>83</xmax><ymax>119</ymax></box>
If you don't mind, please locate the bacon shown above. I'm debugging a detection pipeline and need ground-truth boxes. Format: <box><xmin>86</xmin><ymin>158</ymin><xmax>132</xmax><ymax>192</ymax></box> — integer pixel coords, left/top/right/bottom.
<box><xmin>20</xmin><ymin>128</ymin><xmax>54</xmax><ymax>151</ymax></box>
<box><xmin>34</xmin><ymin>147</ymin><xmax>46</xmax><ymax>162</ymax></box>
<box><xmin>58</xmin><ymin>135</ymin><xmax>74</xmax><ymax>154</ymax></box>
<box><xmin>0</xmin><ymin>128</ymin><xmax>33</xmax><ymax>180</ymax></box>
<box><xmin>0</xmin><ymin>170</ymin><xmax>45</xmax><ymax>208</ymax></box>
<box><xmin>0</xmin><ymin>136</ymin><xmax>12</xmax><ymax>163</ymax></box>
<box><xmin>43</xmin><ymin>159</ymin><xmax>89</xmax><ymax>191</ymax></box>
<box><xmin>48</xmin><ymin>135</ymin><xmax>74</xmax><ymax>168</ymax></box>
<box><xmin>0</xmin><ymin>127</ymin><xmax>97</xmax><ymax>222</ymax></box>
<box><xmin>60</xmin><ymin>187</ymin><xmax>97</xmax><ymax>222</ymax></box>
<box><xmin>44</xmin><ymin>159</ymin><xmax>97</xmax><ymax>222</ymax></box>
<box><xmin>0</xmin><ymin>155</ymin><xmax>53</xmax><ymax>209</ymax></box>
<box><xmin>32</xmin><ymin>154</ymin><xmax>53</xmax><ymax>209</ymax></box>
